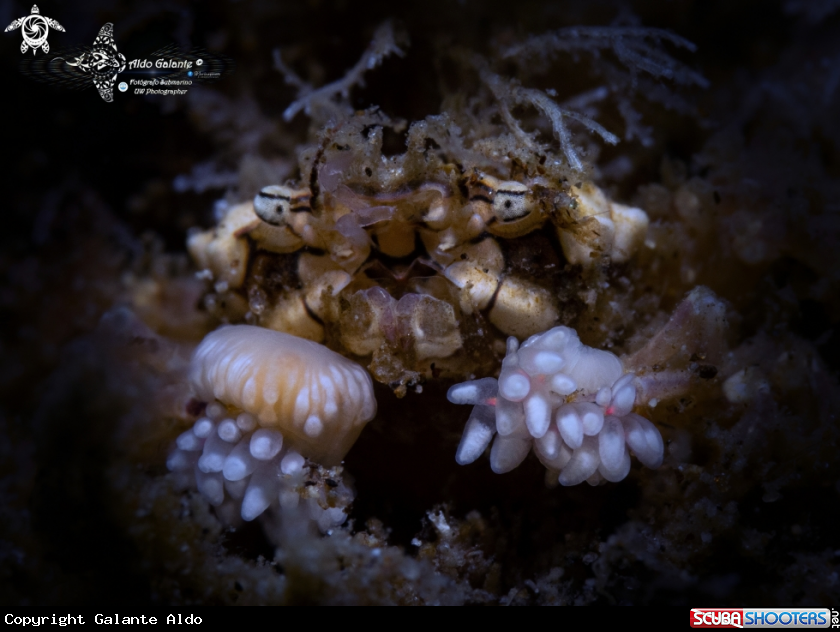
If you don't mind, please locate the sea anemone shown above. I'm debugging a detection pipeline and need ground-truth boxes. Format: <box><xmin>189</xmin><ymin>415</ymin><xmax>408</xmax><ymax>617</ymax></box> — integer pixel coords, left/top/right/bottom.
<box><xmin>447</xmin><ymin>326</ymin><xmax>663</xmax><ymax>486</ymax></box>
<box><xmin>167</xmin><ymin>325</ymin><xmax>377</xmax><ymax>523</ymax></box>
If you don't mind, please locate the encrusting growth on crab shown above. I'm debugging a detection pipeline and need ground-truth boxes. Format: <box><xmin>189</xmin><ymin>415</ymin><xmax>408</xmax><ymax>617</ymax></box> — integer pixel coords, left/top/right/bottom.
<box><xmin>168</xmin><ymin>325</ymin><xmax>376</xmax><ymax>523</ymax></box>
<box><xmin>447</xmin><ymin>326</ymin><xmax>663</xmax><ymax>486</ymax></box>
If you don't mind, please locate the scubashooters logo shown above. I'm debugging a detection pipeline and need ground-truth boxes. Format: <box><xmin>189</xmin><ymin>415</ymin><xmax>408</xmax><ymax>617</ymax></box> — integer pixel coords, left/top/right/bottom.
<box><xmin>690</xmin><ymin>608</ymin><xmax>832</xmax><ymax>628</ymax></box>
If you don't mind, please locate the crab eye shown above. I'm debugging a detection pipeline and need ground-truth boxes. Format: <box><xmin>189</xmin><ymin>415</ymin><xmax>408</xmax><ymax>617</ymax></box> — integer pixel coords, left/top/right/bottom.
<box><xmin>492</xmin><ymin>182</ymin><xmax>533</xmax><ymax>222</ymax></box>
<box><xmin>464</xmin><ymin>172</ymin><xmax>498</xmax><ymax>204</ymax></box>
<box><xmin>254</xmin><ymin>185</ymin><xmax>293</xmax><ymax>226</ymax></box>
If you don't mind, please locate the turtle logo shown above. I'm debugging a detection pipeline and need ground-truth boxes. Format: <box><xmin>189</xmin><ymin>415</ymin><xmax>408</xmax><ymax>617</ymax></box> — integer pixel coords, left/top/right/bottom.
<box><xmin>5</xmin><ymin>5</ymin><xmax>64</xmax><ymax>54</ymax></box>
<box><xmin>62</xmin><ymin>23</ymin><xmax>126</xmax><ymax>102</ymax></box>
